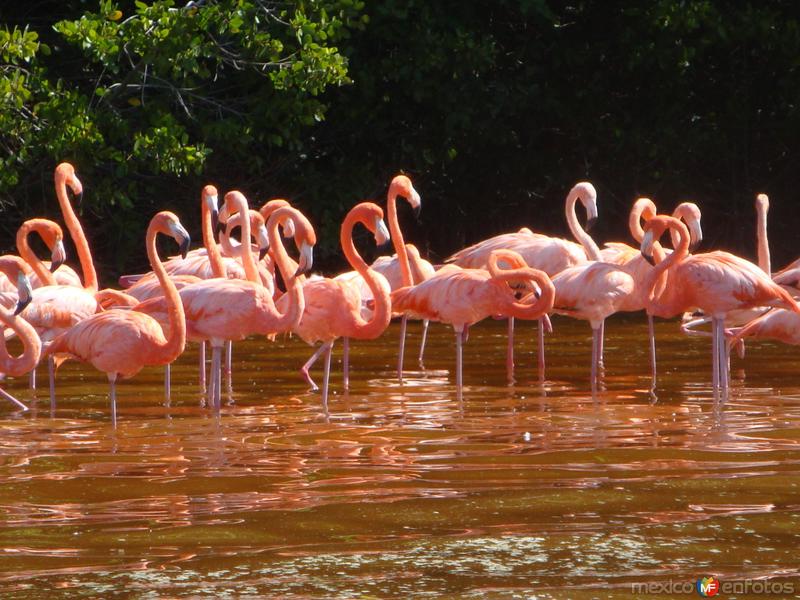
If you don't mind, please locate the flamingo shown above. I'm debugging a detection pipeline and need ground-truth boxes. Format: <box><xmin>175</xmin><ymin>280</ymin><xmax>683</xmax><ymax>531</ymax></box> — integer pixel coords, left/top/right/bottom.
<box><xmin>446</xmin><ymin>182</ymin><xmax>600</xmax><ymax>380</ymax></box>
<box><xmin>135</xmin><ymin>193</ymin><xmax>314</xmax><ymax>409</ymax></box>
<box><xmin>391</xmin><ymin>249</ymin><xmax>554</xmax><ymax>400</ymax></box>
<box><xmin>0</xmin><ymin>258</ymin><xmax>41</xmax><ymax>411</ymax></box>
<box><xmin>45</xmin><ymin>211</ymin><xmax>190</xmax><ymax>423</ymax></box>
<box><xmin>279</xmin><ymin>202</ymin><xmax>393</xmax><ymax>408</ymax></box>
<box><xmin>10</xmin><ymin>219</ymin><xmax>81</xmax><ymax>289</ymax></box>
<box><xmin>7</xmin><ymin>164</ymin><xmax>99</xmax><ymax>399</ymax></box>
<box><xmin>333</xmin><ymin>175</ymin><xmax>427</xmax><ymax>386</ymax></box>
<box><xmin>599</xmin><ymin>198</ymin><xmax>704</xmax><ymax>382</ymax></box>
<box><xmin>640</xmin><ymin>215</ymin><xmax>800</xmax><ymax>394</ymax></box>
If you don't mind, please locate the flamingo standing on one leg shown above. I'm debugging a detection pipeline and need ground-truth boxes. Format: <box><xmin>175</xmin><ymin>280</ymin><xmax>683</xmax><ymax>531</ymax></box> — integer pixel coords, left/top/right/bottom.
<box><xmin>391</xmin><ymin>249</ymin><xmax>554</xmax><ymax>401</ymax></box>
<box><xmin>45</xmin><ymin>212</ymin><xmax>190</xmax><ymax>424</ymax></box>
<box><xmin>640</xmin><ymin>215</ymin><xmax>800</xmax><ymax>395</ymax></box>
<box><xmin>281</xmin><ymin>202</ymin><xmax>393</xmax><ymax>408</ymax></box>
<box><xmin>0</xmin><ymin>260</ymin><xmax>41</xmax><ymax>411</ymax></box>
<box><xmin>333</xmin><ymin>175</ymin><xmax>427</xmax><ymax>386</ymax></box>
<box><xmin>446</xmin><ymin>182</ymin><xmax>600</xmax><ymax>381</ymax></box>
<box><xmin>135</xmin><ymin>197</ymin><xmax>314</xmax><ymax>410</ymax></box>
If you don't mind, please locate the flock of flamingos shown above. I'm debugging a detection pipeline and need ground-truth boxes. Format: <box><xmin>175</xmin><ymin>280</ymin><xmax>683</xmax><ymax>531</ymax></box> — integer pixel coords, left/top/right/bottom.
<box><xmin>1</xmin><ymin>162</ymin><xmax>800</xmax><ymax>422</ymax></box>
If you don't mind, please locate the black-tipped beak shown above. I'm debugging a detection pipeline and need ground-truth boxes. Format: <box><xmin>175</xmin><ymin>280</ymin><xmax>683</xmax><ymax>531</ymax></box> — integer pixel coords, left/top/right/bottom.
<box><xmin>75</xmin><ymin>190</ymin><xmax>83</xmax><ymax>205</ymax></box>
<box><xmin>179</xmin><ymin>236</ymin><xmax>191</xmax><ymax>259</ymax></box>
<box><xmin>215</xmin><ymin>221</ymin><xmax>226</xmax><ymax>237</ymax></box>
<box><xmin>585</xmin><ymin>216</ymin><xmax>598</xmax><ymax>232</ymax></box>
<box><xmin>642</xmin><ymin>251</ymin><xmax>656</xmax><ymax>267</ymax></box>
<box><xmin>412</xmin><ymin>204</ymin><xmax>421</xmax><ymax>220</ymax></box>
<box><xmin>259</xmin><ymin>246</ymin><xmax>269</xmax><ymax>261</ymax></box>
<box><xmin>211</xmin><ymin>208</ymin><xmax>219</xmax><ymax>235</ymax></box>
<box><xmin>14</xmin><ymin>296</ymin><xmax>30</xmax><ymax>316</ymax></box>
<box><xmin>533</xmin><ymin>288</ymin><xmax>541</xmax><ymax>300</ymax></box>
<box><xmin>50</xmin><ymin>256</ymin><xmax>64</xmax><ymax>273</ymax></box>
<box><xmin>294</xmin><ymin>264</ymin><xmax>309</xmax><ymax>278</ymax></box>
<box><xmin>376</xmin><ymin>239</ymin><xmax>393</xmax><ymax>255</ymax></box>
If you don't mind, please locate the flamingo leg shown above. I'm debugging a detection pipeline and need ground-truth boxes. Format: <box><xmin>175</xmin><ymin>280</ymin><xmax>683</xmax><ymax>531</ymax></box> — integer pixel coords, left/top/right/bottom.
<box><xmin>397</xmin><ymin>315</ymin><xmax>408</xmax><ymax>381</ymax></box>
<box><xmin>506</xmin><ymin>317</ymin><xmax>515</xmax><ymax>383</ymax></box>
<box><xmin>210</xmin><ymin>344</ymin><xmax>223</xmax><ymax>411</ymax></box>
<box><xmin>0</xmin><ymin>387</ymin><xmax>28</xmax><ymax>411</ymax></box>
<box><xmin>589</xmin><ymin>327</ymin><xmax>600</xmax><ymax>390</ymax></box>
<box><xmin>321</xmin><ymin>340</ymin><xmax>334</xmax><ymax>410</ymax></box>
<box><xmin>224</xmin><ymin>340</ymin><xmax>233</xmax><ymax>391</ymax></box>
<box><xmin>537</xmin><ymin>317</ymin><xmax>547</xmax><ymax>378</ymax></box>
<box><xmin>648</xmin><ymin>314</ymin><xmax>657</xmax><ymax>385</ymax></box>
<box><xmin>711</xmin><ymin>317</ymin><xmax>720</xmax><ymax>394</ymax></box>
<box><xmin>199</xmin><ymin>341</ymin><xmax>206</xmax><ymax>392</ymax></box>
<box><xmin>418</xmin><ymin>319</ymin><xmax>429</xmax><ymax>369</ymax></box>
<box><xmin>598</xmin><ymin>321</ymin><xmax>605</xmax><ymax>367</ymax></box>
<box><xmin>301</xmin><ymin>344</ymin><xmax>327</xmax><ymax>392</ymax></box>
<box><xmin>343</xmin><ymin>337</ymin><xmax>350</xmax><ymax>391</ymax></box>
<box><xmin>29</xmin><ymin>368</ymin><xmax>35</xmax><ymax>390</ymax></box>
<box><xmin>455</xmin><ymin>326</ymin><xmax>464</xmax><ymax>403</ymax></box>
<box><xmin>48</xmin><ymin>356</ymin><xmax>56</xmax><ymax>410</ymax></box>
<box><xmin>108</xmin><ymin>373</ymin><xmax>118</xmax><ymax>426</ymax></box>
<box><xmin>164</xmin><ymin>363</ymin><xmax>171</xmax><ymax>399</ymax></box>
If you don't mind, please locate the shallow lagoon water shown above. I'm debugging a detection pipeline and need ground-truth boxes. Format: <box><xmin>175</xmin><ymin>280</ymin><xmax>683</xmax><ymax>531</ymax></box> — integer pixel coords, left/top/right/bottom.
<box><xmin>1</xmin><ymin>315</ymin><xmax>799</xmax><ymax>598</ymax></box>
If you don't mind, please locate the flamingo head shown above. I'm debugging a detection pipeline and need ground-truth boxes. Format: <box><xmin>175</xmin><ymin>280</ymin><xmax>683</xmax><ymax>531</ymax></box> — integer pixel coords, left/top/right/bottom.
<box><xmin>154</xmin><ymin>211</ymin><xmax>191</xmax><ymax>259</ymax></box>
<box><xmin>260</xmin><ymin>199</ymin><xmax>295</xmax><ymax>239</ymax></box>
<box><xmin>55</xmin><ymin>162</ymin><xmax>83</xmax><ymax>203</ymax></box>
<box><xmin>672</xmin><ymin>202</ymin><xmax>703</xmax><ymax>252</ymax></box>
<box><xmin>202</xmin><ymin>185</ymin><xmax>220</xmax><ymax>235</ymax></box>
<box><xmin>389</xmin><ymin>174</ymin><xmax>421</xmax><ymax>219</ymax></box>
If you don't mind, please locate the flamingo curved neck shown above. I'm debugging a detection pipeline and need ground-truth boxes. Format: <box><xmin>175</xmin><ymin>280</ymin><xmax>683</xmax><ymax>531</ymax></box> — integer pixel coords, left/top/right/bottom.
<box><xmin>566</xmin><ymin>192</ymin><xmax>601</xmax><ymax>262</ymax></box>
<box><xmin>17</xmin><ymin>221</ymin><xmax>56</xmax><ymax>286</ymax></box>
<box><xmin>55</xmin><ymin>172</ymin><xmax>97</xmax><ymax>292</ymax></box>
<box><xmin>629</xmin><ymin>200</ymin><xmax>656</xmax><ymax>243</ymax></box>
<box><xmin>265</xmin><ymin>207</ymin><xmax>305</xmax><ymax>331</ymax></box>
<box><xmin>644</xmin><ymin>219</ymin><xmax>690</xmax><ymax>312</ymax></box>
<box><xmin>494</xmin><ymin>269</ymin><xmax>555</xmax><ymax>320</ymax></box>
<box><xmin>147</xmin><ymin>222</ymin><xmax>186</xmax><ymax>361</ymax></box>
<box><xmin>228</xmin><ymin>195</ymin><xmax>260</xmax><ymax>283</ymax></box>
<box><xmin>387</xmin><ymin>193</ymin><xmax>413</xmax><ymax>287</ymax></box>
<box><xmin>341</xmin><ymin>210</ymin><xmax>390</xmax><ymax>338</ymax></box>
<box><xmin>202</xmin><ymin>199</ymin><xmax>226</xmax><ymax>279</ymax></box>
<box><xmin>0</xmin><ymin>306</ymin><xmax>41</xmax><ymax>376</ymax></box>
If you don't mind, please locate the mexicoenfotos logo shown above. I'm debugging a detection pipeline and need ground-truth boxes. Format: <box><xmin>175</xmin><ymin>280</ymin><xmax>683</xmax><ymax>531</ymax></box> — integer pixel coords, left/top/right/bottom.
<box><xmin>697</xmin><ymin>576</ymin><xmax>720</xmax><ymax>597</ymax></box>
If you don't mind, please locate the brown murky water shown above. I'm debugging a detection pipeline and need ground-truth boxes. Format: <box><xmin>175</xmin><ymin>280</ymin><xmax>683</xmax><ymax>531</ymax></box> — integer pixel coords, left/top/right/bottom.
<box><xmin>1</xmin><ymin>315</ymin><xmax>800</xmax><ymax>598</ymax></box>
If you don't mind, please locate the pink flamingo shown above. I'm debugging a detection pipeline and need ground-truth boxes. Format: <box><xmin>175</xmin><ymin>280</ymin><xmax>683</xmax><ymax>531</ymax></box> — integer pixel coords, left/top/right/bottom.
<box><xmin>135</xmin><ymin>193</ymin><xmax>314</xmax><ymax>409</ymax></box>
<box><xmin>640</xmin><ymin>215</ymin><xmax>800</xmax><ymax>393</ymax></box>
<box><xmin>10</xmin><ymin>164</ymin><xmax>99</xmax><ymax>399</ymax></box>
<box><xmin>280</xmin><ymin>202</ymin><xmax>393</xmax><ymax>407</ymax></box>
<box><xmin>334</xmin><ymin>175</ymin><xmax>427</xmax><ymax>385</ymax></box>
<box><xmin>446</xmin><ymin>182</ymin><xmax>600</xmax><ymax>379</ymax></box>
<box><xmin>600</xmin><ymin>198</ymin><xmax>704</xmax><ymax>381</ymax></box>
<box><xmin>11</xmin><ymin>219</ymin><xmax>81</xmax><ymax>289</ymax></box>
<box><xmin>391</xmin><ymin>249</ymin><xmax>554</xmax><ymax>400</ymax></box>
<box><xmin>45</xmin><ymin>211</ymin><xmax>190</xmax><ymax>423</ymax></box>
<box><xmin>0</xmin><ymin>258</ymin><xmax>41</xmax><ymax>411</ymax></box>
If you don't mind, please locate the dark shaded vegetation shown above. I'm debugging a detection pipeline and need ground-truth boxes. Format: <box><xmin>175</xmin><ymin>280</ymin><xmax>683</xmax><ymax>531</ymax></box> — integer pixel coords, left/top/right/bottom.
<box><xmin>3</xmin><ymin>1</ymin><xmax>800</xmax><ymax>281</ymax></box>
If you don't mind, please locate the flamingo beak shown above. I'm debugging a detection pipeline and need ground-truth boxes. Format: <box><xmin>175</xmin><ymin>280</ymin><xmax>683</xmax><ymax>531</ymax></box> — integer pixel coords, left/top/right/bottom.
<box><xmin>689</xmin><ymin>222</ymin><xmax>703</xmax><ymax>253</ymax></box>
<box><xmin>257</xmin><ymin>225</ymin><xmax>270</xmax><ymax>262</ymax></box>
<box><xmin>169</xmin><ymin>221</ymin><xmax>191</xmax><ymax>259</ymax></box>
<box><xmin>374</xmin><ymin>217</ymin><xmax>391</xmax><ymax>247</ymax></box>
<box><xmin>585</xmin><ymin>216</ymin><xmax>598</xmax><ymax>232</ymax></box>
<box><xmin>210</xmin><ymin>208</ymin><xmax>219</xmax><ymax>236</ymax></box>
<box><xmin>641</xmin><ymin>229</ymin><xmax>656</xmax><ymax>266</ymax></box>
<box><xmin>50</xmin><ymin>240</ymin><xmax>66</xmax><ymax>272</ymax></box>
<box><xmin>259</xmin><ymin>246</ymin><xmax>269</xmax><ymax>261</ymax></box>
<box><xmin>413</xmin><ymin>204</ymin><xmax>421</xmax><ymax>220</ymax></box>
<box><xmin>15</xmin><ymin>273</ymin><xmax>32</xmax><ymax>315</ymax></box>
<box><xmin>294</xmin><ymin>241</ymin><xmax>313</xmax><ymax>277</ymax></box>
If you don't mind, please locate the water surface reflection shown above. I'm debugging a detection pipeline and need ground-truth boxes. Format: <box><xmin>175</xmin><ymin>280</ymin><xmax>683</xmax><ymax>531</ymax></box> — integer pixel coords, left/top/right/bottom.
<box><xmin>1</xmin><ymin>315</ymin><xmax>799</xmax><ymax>597</ymax></box>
